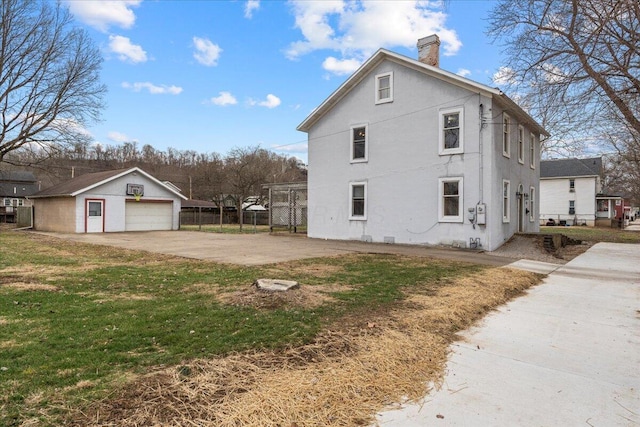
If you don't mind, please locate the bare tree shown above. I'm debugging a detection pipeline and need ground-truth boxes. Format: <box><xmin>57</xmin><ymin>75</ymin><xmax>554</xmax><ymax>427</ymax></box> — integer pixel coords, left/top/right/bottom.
<box><xmin>0</xmin><ymin>0</ymin><xmax>106</xmax><ymax>165</ymax></box>
<box><xmin>487</xmin><ymin>0</ymin><xmax>640</xmax><ymax>157</ymax></box>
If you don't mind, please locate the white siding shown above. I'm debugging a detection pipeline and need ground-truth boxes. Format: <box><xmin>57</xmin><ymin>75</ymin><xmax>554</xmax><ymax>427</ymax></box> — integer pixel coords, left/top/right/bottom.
<box><xmin>540</xmin><ymin>176</ymin><xmax>598</xmax><ymax>226</ymax></box>
<box><xmin>307</xmin><ymin>58</ymin><xmax>540</xmax><ymax>251</ymax></box>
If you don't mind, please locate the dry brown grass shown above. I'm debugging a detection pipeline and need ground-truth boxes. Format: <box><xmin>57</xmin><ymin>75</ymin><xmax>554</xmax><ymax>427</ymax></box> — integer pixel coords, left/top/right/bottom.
<box><xmin>69</xmin><ymin>267</ymin><xmax>540</xmax><ymax>427</ymax></box>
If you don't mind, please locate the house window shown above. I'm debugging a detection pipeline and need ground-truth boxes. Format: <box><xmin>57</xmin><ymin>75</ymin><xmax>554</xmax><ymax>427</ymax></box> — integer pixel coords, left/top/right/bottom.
<box><xmin>569</xmin><ymin>200</ymin><xmax>575</xmax><ymax>215</ymax></box>
<box><xmin>3</xmin><ymin>198</ymin><xmax>10</xmax><ymax>207</ymax></box>
<box><xmin>518</xmin><ymin>126</ymin><xmax>524</xmax><ymax>164</ymax></box>
<box><xmin>375</xmin><ymin>72</ymin><xmax>393</xmax><ymax>104</ymax></box>
<box><xmin>350</xmin><ymin>182</ymin><xmax>367</xmax><ymax>220</ymax></box>
<box><xmin>439</xmin><ymin>107</ymin><xmax>464</xmax><ymax>155</ymax></box>
<box><xmin>351</xmin><ymin>124</ymin><xmax>368</xmax><ymax>162</ymax></box>
<box><xmin>438</xmin><ymin>177</ymin><xmax>463</xmax><ymax>222</ymax></box>
<box><xmin>529</xmin><ymin>187</ymin><xmax>535</xmax><ymax>222</ymax></box>
<box><xmin>503</xmin><ymin>114</ymin><xmax>511</xmax><ymax>158</ymax></box>
<box><xmin>503</xmin><ymin>180</ymin><xmax>510</xmax><ymax>222</ymax></box>
<box><xmin>569</xmin><ymin>179</ymin><xmax>575</xmax><ymax>192</ymax></box>
<box><xmin>529</xmin><ymin>134</ymin><xmax>535</xmax><ymax>169</ymax></box>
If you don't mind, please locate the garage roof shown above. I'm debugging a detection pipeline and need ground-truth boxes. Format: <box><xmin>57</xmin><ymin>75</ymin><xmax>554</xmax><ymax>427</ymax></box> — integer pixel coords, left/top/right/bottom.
<box><xmin>29</xmin><ymin>167</ymin><xmax>187</xmax><ymax>199</ymax></box>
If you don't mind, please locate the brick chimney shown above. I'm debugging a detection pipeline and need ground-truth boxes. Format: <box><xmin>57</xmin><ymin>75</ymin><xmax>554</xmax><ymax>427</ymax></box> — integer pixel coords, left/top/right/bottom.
<box><xmin>417</xmin><ymin>34</ymin><xmax>440</xmax><ymax>67</ymax></box>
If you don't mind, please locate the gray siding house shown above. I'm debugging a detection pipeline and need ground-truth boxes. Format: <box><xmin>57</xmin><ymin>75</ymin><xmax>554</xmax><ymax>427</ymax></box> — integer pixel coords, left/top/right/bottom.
<box><xmin>297</xmin><ymin>35</ymin><xmax>548</xmax><ymax>251</ymax></box>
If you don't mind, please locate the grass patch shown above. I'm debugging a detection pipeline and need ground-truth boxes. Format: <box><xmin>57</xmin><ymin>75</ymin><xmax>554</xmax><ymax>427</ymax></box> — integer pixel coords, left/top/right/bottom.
<box><xmin>541</xmin><ymin>225</ymin><xmax>640</xmax><ymax>243</ymax></box>
<box><xmin>0</xmin><ymin>231</ymin><xmax>537</xmax><ymax>427</ymax></box>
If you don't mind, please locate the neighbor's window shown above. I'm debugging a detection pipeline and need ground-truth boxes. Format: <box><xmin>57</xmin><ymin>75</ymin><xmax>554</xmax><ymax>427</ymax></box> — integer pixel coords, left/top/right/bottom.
<box><xmin>3</xmin><ymin>198</ymin><xmax>10</xmax><ymax>207</ymax></box>
<box><xmin>518</xmin><ymin>125</ymin><xmax>524</xmax><ymax>163</ymax></box>
<box><xmin>569</xmin><ymin>200</ymin><xmax>575</xmax><ymax>215</ymax></box>
<box><xmin>503</xmin><ymin>114</ymin><xmax>511</xmax><ymax>157</ymax></box>
<box><xmin>438</xmin><ymin>177</ymin><xmax>463</xmax><ymax>222</ymax></box>
<box><xmin>503</xmin><ymin>180</ymin><xmax>510</xmax><ymax>222</ymax></box>
<box><xmin>529</xmin><ymin>134</ymin><xmax>536</xmax><ymax>168</ymax></box>
<box><xmin>351</xmin><ymin>124</ymin><xmax>368</xmax><ymax>162</ymax></box>
<box><xmin>375</xmin><ymin>72</ymin><xmax>393</xmax><ymax>104</ymax></box>
<box><xmin>439</xmin><ymin>107</ymin><xmax>464</xmax><ymax>155</ymax></box>
<box><xmin>569</xmin><ymin>179</ymin><xmax>575</xmax><ymax>191</ymax></box>
<box><xmin>529</xmin><ymin>187</ymin><xmax>535</xmax><ymax>222</ymax></box>
<box><xmin>350</xmin><ymin>182</ymin><xmax>367</xmax><ymax>220</ymax></box>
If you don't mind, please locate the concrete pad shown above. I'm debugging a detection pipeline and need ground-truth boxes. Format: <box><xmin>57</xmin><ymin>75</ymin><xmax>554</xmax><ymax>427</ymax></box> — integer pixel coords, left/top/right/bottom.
<box><xmin>375</xmin><ymin>242</ymin><xmax>640</xmax><ymax>426</ymax></box>
<box><xmin>32</xmin><ymin>231</ymin><xmax>514</xmax><ymax>267</ymax></box>
<box><xmin>504</xmin><ymin>259</ymin><xmax>561</xmax><ymax>274</ymax></box>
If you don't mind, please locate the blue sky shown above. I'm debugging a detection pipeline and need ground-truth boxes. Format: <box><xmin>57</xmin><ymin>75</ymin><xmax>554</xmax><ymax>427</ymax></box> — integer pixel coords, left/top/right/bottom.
<box><xmin>65</xmin><ymin>0</ymin><xmax>504</xmax><ymax>164</ymax></box>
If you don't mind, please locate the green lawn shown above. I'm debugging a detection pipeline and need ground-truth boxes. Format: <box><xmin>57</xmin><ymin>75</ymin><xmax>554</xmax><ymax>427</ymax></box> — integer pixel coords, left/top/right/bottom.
<box><xmin>0</xmin><ymin>231</ymin><xmax>482</xmax><ymax>426</ymax></box>
<box><xmin>540</xmin><ymin>225</ymin><xmax>640</xmax><ymax>243</ymax></box>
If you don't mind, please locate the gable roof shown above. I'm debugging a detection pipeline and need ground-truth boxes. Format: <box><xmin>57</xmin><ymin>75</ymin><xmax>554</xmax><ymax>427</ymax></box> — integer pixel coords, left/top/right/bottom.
<box><xmin>296</xmin><ymin>48</ymin><xmax>548</xmax><ymax>137</ymax></box>
<box><xmin>0</xmin><ymin>170</ymin><xmax>38</xmax><ymax>198</ymax></box>
<box><xmin>29</xmin><ymin>167</ymin><xmax>187</xmax><ymax>200</ymax></box>
<box><xmin>0</xmin><ymin>171</ymin><xmax>37</xmax><ymax>183</ymax></box>
<box><xmin>540</xmin><ymin>157</ymin><xmax>602</xmax><ymax>178</ymax></box>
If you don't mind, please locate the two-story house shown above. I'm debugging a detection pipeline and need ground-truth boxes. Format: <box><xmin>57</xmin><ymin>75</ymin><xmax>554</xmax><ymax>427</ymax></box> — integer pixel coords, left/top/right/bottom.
<box><xmin>0</xmin><ymin>170</ymin><xmax>38</xmax><ymax>222</ymax></box>
<box><xmin>297</xmin><ymin>35</ymin><xmax>548</xmax><ymax>251</ymax></box>
<box><xmin>539</xmin><ymin>157</ymin><xmax>603</xmax><ymax>226</ymax></box>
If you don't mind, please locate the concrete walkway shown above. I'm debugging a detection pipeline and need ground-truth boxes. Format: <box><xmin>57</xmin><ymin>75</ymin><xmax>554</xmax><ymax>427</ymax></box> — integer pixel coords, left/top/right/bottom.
<box><xmin>375</xmin><ymin>242</ymin><xmax>640</xmax><ymax>426</ymax></box>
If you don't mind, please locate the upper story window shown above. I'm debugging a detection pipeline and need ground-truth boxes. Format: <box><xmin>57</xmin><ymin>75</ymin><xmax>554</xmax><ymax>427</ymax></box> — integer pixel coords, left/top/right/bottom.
<box><xmin>503</xmin><ymin>179</ymin><xmax>510</xmax><ymax>223</ymax></box>
<box><xmin>438</xmin><ymin>177</ymin><xmax>463</xmax><ymax>222</ymax></box>
<box><xmin>518</xmin><ymin>125</ymin><xmax>524</xmax><ymax>164</ymax></box>
<box><xmin>503</xmin><ymin>114</ymin><xmax>511</xmax><ymax>158</ymax></box>
<box><xmin>529</xmin><ymin>134</ymin><xmax>536</xmax><ymax>169</ymax></box>
<box><xmin>569</xmin><ymin>179</ymin><xmax>575</xmax><ymax>192</ymax></box>
<box><xmin>350</xmin><ymin>124</ymin><xmax>368</xmax><ymax>162</ymax></box>
<box><xmin>375</xmin><ymin>72</ymin><xmax>393</xmax><ymax>104</ymax></box>
<box><xmin>439</xmin><ymin>107</ymin><xmax>464</xmax><ymax>155</ymax></box>
<box><xmin>350</xmin><ymin>182</ymin><xmax>367</xmax><ymax>220</ymax></box>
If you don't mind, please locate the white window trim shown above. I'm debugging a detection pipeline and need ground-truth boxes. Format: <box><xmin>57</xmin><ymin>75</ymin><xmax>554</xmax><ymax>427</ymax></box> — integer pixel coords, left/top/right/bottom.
<box><xmin>375</xmin><ymin>72</ymin><xmax>393</xmax><ymax>104</ymax></box>
<box><xmin>349</xmin><ymin>181</ymin><xmax>367</xmax><ymax>220</ymax></box>
<box><xmin>503</xmin><ymin>114</ymin><xmax>511</xmax><ymax>158</ymax></box>
<box><xmin>439</xmin><ymin>107</ymin><xmax>464</xmax><ymax>155</ymax></box>
<box><xmin>529</xmin><ymin>186</ymin><xmax>535</xmax><ymax>222</ymax></box>
<box><xmin>350</xmin><ymin>123</ymin><xmax>368</xmax><ymax>163</ymax></box>
<box><xmin>517</xmin><ymin>125</ymin><xmax>525</xmax><ymax>164</ymax></box>
<box><xmin>503</xmin><ymin>179</ymin><xmax>510</xmax><ymax>223</ymax></box>
<box><xmin>529</xmin><ymin>134</ymin><xmax>536</xmax><ymax>169</ymax></box>
<box><xmin>438</xmin><ymin>177</ymin><xmax>464</xmax><ymax>223</ymax></box>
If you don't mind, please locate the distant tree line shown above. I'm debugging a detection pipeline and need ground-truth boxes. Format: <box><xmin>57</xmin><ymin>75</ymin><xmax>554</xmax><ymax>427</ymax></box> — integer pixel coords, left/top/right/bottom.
<box><xmin>2</xmin><ymin>142</ymin><xmax>307</xmax><ymax>208</ymax></box>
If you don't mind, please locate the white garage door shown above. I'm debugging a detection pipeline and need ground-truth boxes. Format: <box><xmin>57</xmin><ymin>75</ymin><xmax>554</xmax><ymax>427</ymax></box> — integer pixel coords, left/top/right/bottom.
<box><xmin>125</xmin><ymin>201</ymin><xmax>173</xmax><ymax>231</ymax></box>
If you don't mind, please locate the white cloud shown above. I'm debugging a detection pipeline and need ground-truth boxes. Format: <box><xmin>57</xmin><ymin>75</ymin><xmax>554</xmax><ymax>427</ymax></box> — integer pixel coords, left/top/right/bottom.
<box><xmin>456</xmin><ymin>68</ymin><xmax>471</xmax><ymax>78</ymax></box>
<box><xmin>286</xmin><ymin>0</ymin><xmax>461</xmax><ymax>75</ymax></box>
<box><xmin>108</xmin><ymin>35</ymin><xmax>147</xmax><ymax>63</ymax></box>
<box><xmin>65</xmin><ymin>0</ymin><xmax>141</xmax><ymax>32</ymax></box>
<box><xmin>210</xmin><ymin>91</ymin><xmax>238</xmax><ymax>106</ymax></box>
<box><xmin>493</xmin><ymin>66</ymin><xmax>518</xmax><ymax>86</ymax></box>
<box><xmin>121</xmin><ymin>82</ymin><xmax>183</xmax><ymax>95</ymax></box>
<box><xmin>322</xmin><ymin>57</ymin><xmax>362</xmax><ymax>75</ymax></box>
<box><xmin>193</xmin><ymin>37</ymin><xmax>222</xmax><ymax>66</ymax></box>
<box><xmin>108</xmin><ymin>131</ymin><xmax>136</xmax><ymax>143</ymax></box>
<box><xmin>245</xmin><ymin>0</ymin><xmax>260</xmax><ymax>18</ymax></box>
<box><xmin>249</xmin><ymin>94</ymin><xmax>281</xmax><ymax>108</ymax></box>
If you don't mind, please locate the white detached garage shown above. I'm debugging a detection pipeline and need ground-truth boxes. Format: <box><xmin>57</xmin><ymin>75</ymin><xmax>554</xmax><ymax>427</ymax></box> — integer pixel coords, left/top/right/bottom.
<box><xmin>30</xmin><ymin>167</ymin><xmax>187</xmax><ymax>233</ymax></box>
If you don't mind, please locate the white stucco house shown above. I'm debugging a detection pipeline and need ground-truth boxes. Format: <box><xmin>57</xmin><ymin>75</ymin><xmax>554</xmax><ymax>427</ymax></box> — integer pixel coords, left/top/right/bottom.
<box><xmin>29</xmin><ymin>167</ymin><xmax>186</xmax><ymax>233</ymax></box>
<box><xmin>297</xmin><ymin>35</ymin><xmax>548</xmax><ymax>251</ymax></box>
<box><xmin>539</xmin><ymin>157</ymin><xmax>605</xmax><ymax>226</ymax></box>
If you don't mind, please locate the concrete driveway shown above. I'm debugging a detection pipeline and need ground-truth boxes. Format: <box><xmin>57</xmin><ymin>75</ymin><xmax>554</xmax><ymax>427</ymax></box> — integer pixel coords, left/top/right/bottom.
<box><xmin>37</xmin><ymin>230</ymin><xmax>514</xmax><ymax>267</ymax></box>
<box><xmin>375</xmin><ymin>242</ymin><xmax>640</xmax><ymax>426</ymax></box>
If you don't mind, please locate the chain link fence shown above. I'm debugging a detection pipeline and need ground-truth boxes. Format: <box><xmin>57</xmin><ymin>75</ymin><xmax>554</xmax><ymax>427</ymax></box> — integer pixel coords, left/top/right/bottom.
<box><xmin>264</xmin><ymin>182</ymin><xmax>307</xmax><ymax>232</ymax></box>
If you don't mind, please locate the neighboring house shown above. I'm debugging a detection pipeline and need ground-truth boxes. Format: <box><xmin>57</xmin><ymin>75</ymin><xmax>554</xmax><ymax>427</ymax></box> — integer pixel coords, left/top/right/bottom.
<box><xmin>29</xmin><ymin>167</ymin><xmax>186</xmax><ymax>233</ymax></box>
<box><xmin>0</xmin><ymin>171</ymin><xmax>38</xmax><ymax>222</ymax></box>
<box><xmin>539</xmin><ymin>157</ymin><xmax>603</xmax><ymax>226</ymax></box>
<box><xmin>297</xmin><ymin>35</ymin><xmax>548</xmax><ymax>251</ymax></box>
